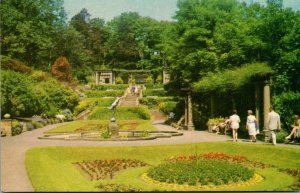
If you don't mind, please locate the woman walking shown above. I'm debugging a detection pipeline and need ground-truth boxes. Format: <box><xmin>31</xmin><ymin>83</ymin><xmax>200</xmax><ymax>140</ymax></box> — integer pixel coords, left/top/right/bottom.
<box><xmin>229</xmin><ymin>110</ymin><xmax>240</xmax><ymax>142</ymax></box>
<box><xmin>246</xmin><ymin>110</ymin><xmax>257</xmax><ymax>142</ymax></box>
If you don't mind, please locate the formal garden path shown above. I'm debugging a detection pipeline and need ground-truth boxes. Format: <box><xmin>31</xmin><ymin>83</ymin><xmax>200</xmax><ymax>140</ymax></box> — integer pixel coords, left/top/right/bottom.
<box><xmin>1</xmin><ymin>120</ymin><xmax>299</xmax><ymax>192</ymax></box>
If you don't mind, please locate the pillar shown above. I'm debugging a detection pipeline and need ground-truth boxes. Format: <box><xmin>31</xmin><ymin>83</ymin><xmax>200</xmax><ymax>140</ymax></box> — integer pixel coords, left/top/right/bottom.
<box><xmin>263</xmin><ymin>80</ymin><xmax>271</xmax><ymax>142</ymax></box>
<box><xmin>255</xmin><ymin>84</ymin><xmax>260</xmax><ymax>129</ymax></box>
<box><xmin>95</xmin><ymin>72</ymin><xmax>99</xmax><ymax>85</ymax></box>
<box><xmin>184</xmin><ymin>95</ymin><xmax>188</xmax><ymax>129</ymax></box>
<box><xmin>187</xmin><ymin>94</ymin><xmax>195</xmax><ymax>131</ymax></box>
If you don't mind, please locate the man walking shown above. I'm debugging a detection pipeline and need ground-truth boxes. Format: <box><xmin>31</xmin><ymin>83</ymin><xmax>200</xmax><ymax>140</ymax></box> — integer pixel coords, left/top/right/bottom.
<box><xmin>267</xmin><ymin>107</ymin><xmax>281</xmax><ymax>145</ymax></box>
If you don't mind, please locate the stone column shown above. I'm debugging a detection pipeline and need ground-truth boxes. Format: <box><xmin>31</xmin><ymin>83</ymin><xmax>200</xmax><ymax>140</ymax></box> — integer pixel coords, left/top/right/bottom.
<box><xmin>255</xmin><ymin>84</ymin><xmax>260</xmax><ymax>129</ymax></box>
<box><xmin>263</xmin><ymin>80</ymin><xmax>271</xmax><ymax>142</ymax></box>
<box><xmin>95</xmin><ymin>72</ymin><xmax>99</xmax><ymax>85</ymax></box>
<box><xmin>184</xmin><ymin>95</ymin><xmax>188</xmax><ymax>129</ymax></box>
<box><xmin>187</xmin><ymin>94</ymin><xmax>195</xmax><ymax>131</ymax></box>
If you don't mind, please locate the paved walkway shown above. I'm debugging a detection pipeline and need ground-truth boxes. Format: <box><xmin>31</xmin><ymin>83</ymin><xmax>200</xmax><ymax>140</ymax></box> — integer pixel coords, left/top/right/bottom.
<box><xmin>1</xmin><ymin>120</ymin><xmax>298</xmax><ymax>192</ymax></box>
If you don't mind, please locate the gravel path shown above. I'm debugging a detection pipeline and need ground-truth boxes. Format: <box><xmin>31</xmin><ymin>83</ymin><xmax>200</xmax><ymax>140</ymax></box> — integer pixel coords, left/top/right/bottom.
<box><xmin>1</xmin><ymin>120</ymin><xmax>298</xmax><ymax>192</ymax></box>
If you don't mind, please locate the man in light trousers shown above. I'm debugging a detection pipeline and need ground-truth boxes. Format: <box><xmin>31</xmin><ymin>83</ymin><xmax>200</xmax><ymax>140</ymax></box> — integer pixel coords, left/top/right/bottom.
<box><xmin>267</xmin><ymin>107</ymin><xmax>281</xmax><ymax>145</ymax></box>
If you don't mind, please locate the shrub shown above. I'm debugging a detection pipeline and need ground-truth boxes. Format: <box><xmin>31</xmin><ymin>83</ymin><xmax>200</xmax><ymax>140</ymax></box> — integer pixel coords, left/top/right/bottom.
<box><xmin>1</xmin><ymin>70</ymin><xmax>41</xmax><ymax>116</ymax></box>
<box><xmin>207</xmin><ymin>117</ymin><xmax>224</xmax><ymax>124</ymax></box>
<box><xmin>139</xmin><ymin>97</ymin><xmax>175</xmax><ymax>108</ymax></box>
<box><xmin>90</xmin><ymin>84</ymin><xmax>128</xmax><ymax>91</ymax></box>
<box><xmin>145</xmin><ymin>76</ymin><xmax>154</xmax><ymax>84</ymax></box>
<box><xmin>115</xmin><ymin>77</ymin><xmax>124</xmax><ymax>84</ymax></box>
<box><xmin>51</xmin><ymin>56</ymin><xmax>72</xmax><ymax>82</ymax></box>
<box><xmin>26</xmin><ymin>122</ymin><xmax>35</xmax><ymax>131</ymax></box>
<box><xmin>143</xmin><ymin>89</ymin><xmax>167</xmax><ymax>97</ymax></box>
<box><xmin>159</xmin><ymin>101</ymin><xmax>177</xmax><ymax>115</ymax></box>
<box><xmin>1</xmin><ymin>55</ymin><xmax>32</xmax><ymax>73</ymax></box>
<box><xmin>35</xmin><ymin>78</ymin><xmax>79</xmax><ymax>113</ymax></box>
<box><xmin>148</xmin><ymin>159</ymin><xmax>254</xmax><ymax>186</ymax></box>
<box><xmin>73</xmin><ymin>100</ymin><xmax>90</xmax><ymax>116</ymax></box>
<box><xmin>86</xmin><ymin>90</ymin><xmax>124</xmax><ymax>98</ymax></box>
<box><xmin>89</xmin><ymin>106</ymin><xmax>151</xmax><ymax>120</ymax></box>
<box><xmin>273</xmin><ymin>91</ymin><xmax>300</xmax><ymax>130</ymax></box>
<box><xmin>101</xmin><ymin>129</ymin><xmax>110</xmax><ymax>139</ymax></box>
<box><xmin>32</xmin><ymin>121</ymin><xmax>44</xmax><ymax>129</ymax></box>
<box><xmin>276</xmin><ymin>130</ymin><xmax>288</xmax><ymax>143</ymax></box>
<box><xmin>145</xmin><ymin>83</ymin><xmax>164</xmax><ymax>89</ymax></box>
<box><xmin>30</xmin><ymin>70</ymin><xmax>49</xmax><ymax>82</ymax></box>
<box><xmin>12</xmin><ymin>126</ymin><xmax>23</xmax><ymax>136</ymax></box>
<box><xmin>59</xmin><ymin>109</ymin><xmax>73</xmax><ymax>121</ymax></box>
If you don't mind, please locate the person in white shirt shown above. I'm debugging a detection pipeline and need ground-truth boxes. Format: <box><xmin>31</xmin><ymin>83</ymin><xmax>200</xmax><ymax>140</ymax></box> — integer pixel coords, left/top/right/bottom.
<box><xmin>229</xmin><ymin>110</ymin><xmax>240</xmax><ymax>142</ymax></box>
<box><xmin>267</xmin><ymin>107</ymin><xmax>281</xmax><ymax>145</ymax></box>
<box><xmin>246</xmin><ymin>110</ymin><xmax>257</xmax><ymax>142</ymax></box>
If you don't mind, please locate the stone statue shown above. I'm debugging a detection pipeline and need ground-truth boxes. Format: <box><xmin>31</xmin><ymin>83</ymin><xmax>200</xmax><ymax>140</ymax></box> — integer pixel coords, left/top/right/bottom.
<box><xmin>107</xmin><ymin>97</ymin><xmax>120</xmax><ymax>118</ymax></box>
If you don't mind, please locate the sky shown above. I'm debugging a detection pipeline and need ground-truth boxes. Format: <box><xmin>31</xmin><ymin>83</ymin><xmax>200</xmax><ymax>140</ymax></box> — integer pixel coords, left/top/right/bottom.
<box><xmin>63</xmin><ymin>0</ymin><xmax>300</xmax><ymax>22</ymax></box>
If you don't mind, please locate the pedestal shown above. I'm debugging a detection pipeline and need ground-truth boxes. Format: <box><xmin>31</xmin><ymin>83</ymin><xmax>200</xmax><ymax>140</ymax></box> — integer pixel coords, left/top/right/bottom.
<box><xmin>109</xmin><ymin>118</ymin><xmax>119</xmax><ymax>138</ymax></box>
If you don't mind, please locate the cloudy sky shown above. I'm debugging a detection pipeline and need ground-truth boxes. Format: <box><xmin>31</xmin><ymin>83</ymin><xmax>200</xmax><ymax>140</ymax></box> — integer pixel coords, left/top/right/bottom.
<box><xmin>63</xmin><ymin>0</ymin><xmax>300</xmax><ymax>21</ymax></box>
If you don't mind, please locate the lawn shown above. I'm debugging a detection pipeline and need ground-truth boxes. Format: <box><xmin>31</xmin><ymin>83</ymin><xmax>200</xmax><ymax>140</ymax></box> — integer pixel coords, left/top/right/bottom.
<box><xmin>46</xmin><ymin>120</ymin><xmax>156</xmax><ymax>133</ymax></box>
<box><xmin>25</xmin><ymin>142</ymin><xmax>300</xmax><ymax>191</ymax></box>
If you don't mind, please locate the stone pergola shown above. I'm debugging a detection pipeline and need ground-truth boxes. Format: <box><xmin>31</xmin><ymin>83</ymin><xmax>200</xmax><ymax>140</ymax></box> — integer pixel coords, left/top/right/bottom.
<box><xmin>95</xmin><ymin>70</ymin><xmax>115</xmax><ymax>85</ymax></box>
<box><xmin>181</xmin><ymin>88</ymin><xmax>195</xmax><ymax>131</ymax></box>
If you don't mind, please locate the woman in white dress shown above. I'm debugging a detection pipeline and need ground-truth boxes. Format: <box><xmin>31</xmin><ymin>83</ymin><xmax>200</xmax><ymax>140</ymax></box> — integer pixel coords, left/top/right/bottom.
<box><xmin>246</xmin><ymin>110</ymin><xmax>257</xmax><ymax>142</ymax></box>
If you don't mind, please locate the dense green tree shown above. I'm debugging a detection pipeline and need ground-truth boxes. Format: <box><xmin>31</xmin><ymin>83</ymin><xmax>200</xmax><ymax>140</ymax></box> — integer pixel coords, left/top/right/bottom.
<box><xmin>0</xmin><ymin>0</ymin><xmax>66</xmax><ymax>68</ymax></box>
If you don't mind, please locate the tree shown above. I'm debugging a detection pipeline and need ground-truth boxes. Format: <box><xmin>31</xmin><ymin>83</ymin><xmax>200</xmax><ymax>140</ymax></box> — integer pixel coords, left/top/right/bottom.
<box><xmin>0</xmin><ymin>0</ymin><xmax>66</xmax><ymax>68</ymax></box>
<box><xmin>51</xmin><ymin>56</ymin><xmax>72</xmax><ymax>82</ymax></box>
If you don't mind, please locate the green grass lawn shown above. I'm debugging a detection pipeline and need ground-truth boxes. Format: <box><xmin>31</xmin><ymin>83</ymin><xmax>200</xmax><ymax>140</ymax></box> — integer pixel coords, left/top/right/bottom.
<box><xmin>46</xmin><ymin>120</ymin><xmax>156</xmax><ymax>133</ymax></box>
<box><xmin>88</xmin><ymin>106</ymin><xmax>151</xmax><ymax>120</ymax></box>
<box><xmin>26</xmin><ymin>142</ymin><xmax>300</xmax><ymax>191</ymax></box>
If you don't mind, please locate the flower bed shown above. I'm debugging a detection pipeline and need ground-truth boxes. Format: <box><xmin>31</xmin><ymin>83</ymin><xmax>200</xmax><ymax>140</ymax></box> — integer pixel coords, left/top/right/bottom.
<box><xmin>147</xmin><ymin>159</ymin><xmax>254</xmax><ymax>186</ymax></box>
<box><xmin>95</xmin><ymin>183</ymin><xmax>142</xmax><ymax>192</ymax></box>
<box><xmin>73</xmin><ymin>159</ymin><xmax>148</xmax><ymax>180</ymax></box>
<box><xmin>167</xmin><ymin>153</ymin><xmax>274</xmax><ymax>169</ymax></box>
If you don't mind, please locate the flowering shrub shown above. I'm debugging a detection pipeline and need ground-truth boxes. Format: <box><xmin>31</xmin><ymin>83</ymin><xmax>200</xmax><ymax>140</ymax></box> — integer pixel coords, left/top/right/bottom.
<box><xmin>148</xmin><ymin>159</ymin><xmax>254</xmax><ymax>186</ymax></box>
<box><xmin>74</xmin><ymin>159</ymin><xmax>148</xmax><ymax>180</ymax></box>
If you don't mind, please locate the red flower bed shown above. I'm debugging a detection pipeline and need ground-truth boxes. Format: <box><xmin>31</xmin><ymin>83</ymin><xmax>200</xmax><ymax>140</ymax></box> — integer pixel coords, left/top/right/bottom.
<box><xmin>166</xmin><ymin>153</ymin><xmax>273</xmax><ymax>169</ymax></box>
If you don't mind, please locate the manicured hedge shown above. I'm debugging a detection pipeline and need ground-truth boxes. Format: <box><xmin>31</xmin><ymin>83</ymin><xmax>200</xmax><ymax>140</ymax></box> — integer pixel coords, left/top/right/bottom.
<box><xmin>139</xmin><ymin>97</ymin><xmax>175</xmax><ymax>108</ymax></box>
<box><xmin>88</xmin><ymin>106</ymin><xmax>151</xmax><ymax>120</ymax></box>
<box><xmin>143</xmin><ymin>89</ymin><xmax>167</xmax><ymax>97</ymax></box>
<box><xmin>91</xmin><ymin>84</ymin><xmax>128</xmax><ymax>90</ymax></box>
<box><xmin>86</xmin><ymin>90</ymin><xmax>124</xmax><ymax>98</ymax></box>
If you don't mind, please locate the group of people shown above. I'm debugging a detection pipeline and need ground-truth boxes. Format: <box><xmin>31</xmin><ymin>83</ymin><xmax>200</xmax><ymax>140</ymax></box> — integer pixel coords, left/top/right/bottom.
<box><xmin>216</xmin><ymin>107</ymin><xmax>284</xmax><ymax>145</ymax></box>
<box><xmin>130</xmin><ymin>85</ymin><xmax>139</xmax><ymax>95</ymax></box>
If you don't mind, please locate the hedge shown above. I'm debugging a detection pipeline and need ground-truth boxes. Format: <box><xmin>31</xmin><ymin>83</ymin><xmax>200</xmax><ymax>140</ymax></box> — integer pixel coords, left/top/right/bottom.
<box><xmin>86</xmin><ymin>90</ymin><xmax>124</xmax><ymax>98</ymax></box>
<box><xmin>73</xmin><ymin>98</ymin><xmax>115</xmax><ymax>116</ymax></box>
<box><xmin>88</xmin><ymin>106</ymin><xmax>151</xmax><ymax>120</ymax></box>
<box><xmin>143</xmin><ymin>89</ymin><xmax>167</xmax><ymax>97</ymax></box>
<box><xmin>90</xmin><ymin>84</ymin><xmax>128</xmax><ymax>91</ymax></box>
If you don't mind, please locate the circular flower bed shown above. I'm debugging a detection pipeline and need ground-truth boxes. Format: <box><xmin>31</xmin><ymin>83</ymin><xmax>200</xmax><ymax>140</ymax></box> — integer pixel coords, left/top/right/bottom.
<box><xmin>148</xmin><ymin>159</ymin><xmax>254</xmax><ymax>186</ymax></box>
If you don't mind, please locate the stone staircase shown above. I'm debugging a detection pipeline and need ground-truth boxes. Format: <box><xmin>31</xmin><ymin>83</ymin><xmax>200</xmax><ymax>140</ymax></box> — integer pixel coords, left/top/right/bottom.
<box><xmin>119</xmin><ymin>93</ymin><xmax>139</xmax><ymax>106</ymax></box>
